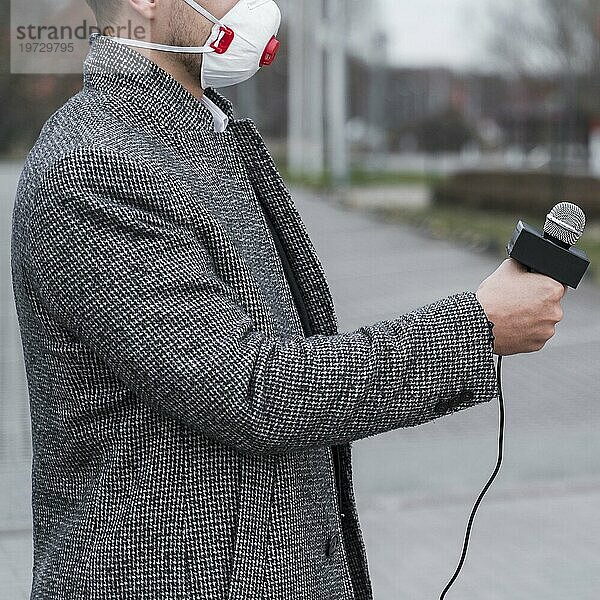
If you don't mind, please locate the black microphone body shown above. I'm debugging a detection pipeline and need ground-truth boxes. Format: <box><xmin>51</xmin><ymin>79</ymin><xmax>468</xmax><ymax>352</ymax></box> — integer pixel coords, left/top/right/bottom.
<box><xmin>507</xmin><ymin>220</ymin><xmax>590</xmax><ymax>288</ymax></box>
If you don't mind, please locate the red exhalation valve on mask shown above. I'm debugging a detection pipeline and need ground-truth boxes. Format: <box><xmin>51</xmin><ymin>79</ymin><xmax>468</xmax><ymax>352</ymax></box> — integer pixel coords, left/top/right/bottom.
<box><xmin>260</xmin><ymin>36</ymin><xmax>280</xmax><ymax>66</ymax></box>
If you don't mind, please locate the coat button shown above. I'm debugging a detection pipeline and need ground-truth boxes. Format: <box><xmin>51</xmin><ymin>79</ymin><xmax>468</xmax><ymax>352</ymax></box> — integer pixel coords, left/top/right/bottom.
<box><xmin>457</xmin><ymin>390</ymin><xmax>475</xmax><ymax>403</ymax></box>
<box><xmin>326</xmin><ymin>533</ymin><xmax>340</xmax><ymax>557</ymax></box>
<box><xmin>435</xmin><ymin>390</ymin><xmax>474</xmax><ymax>414</ymax></box>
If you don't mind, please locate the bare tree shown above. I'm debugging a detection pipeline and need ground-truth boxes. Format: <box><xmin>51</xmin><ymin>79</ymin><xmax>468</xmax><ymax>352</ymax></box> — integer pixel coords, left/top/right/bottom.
<box><xmin>489</xmin><ymin>0</ymin><xmax>600</xmax><ymax>123</ymax></box>
<box><xmin>489</xmin><ymin>0</ymin><xmax>600</xmax><ymax>74</ymax></box>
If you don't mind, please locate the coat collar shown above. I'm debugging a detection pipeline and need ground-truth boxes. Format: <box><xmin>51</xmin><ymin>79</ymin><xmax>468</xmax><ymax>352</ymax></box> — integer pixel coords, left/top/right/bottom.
<box><xmin>83</xmin><ymin>33</ymin><xmax>234</xmax><ymax>135</ymax></box>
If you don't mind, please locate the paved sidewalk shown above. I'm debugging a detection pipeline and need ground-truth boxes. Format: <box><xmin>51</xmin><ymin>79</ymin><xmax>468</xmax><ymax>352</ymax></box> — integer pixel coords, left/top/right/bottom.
<box><xmin>2</xmin><ymin>164</ymin><xmax>600</xmax><ymax>599</ymax></box>
<box><xmin>1</xmin><ymin>162</ymin><xmax>33</xmax><ymax>600</ymax></box>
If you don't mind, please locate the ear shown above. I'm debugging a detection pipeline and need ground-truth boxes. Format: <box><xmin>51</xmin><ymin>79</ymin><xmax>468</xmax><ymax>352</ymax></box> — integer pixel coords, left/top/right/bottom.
<box><xmin>126</xmin><ymin>0</ymin><xmax>158</xmax><ymax>20</ymax></box>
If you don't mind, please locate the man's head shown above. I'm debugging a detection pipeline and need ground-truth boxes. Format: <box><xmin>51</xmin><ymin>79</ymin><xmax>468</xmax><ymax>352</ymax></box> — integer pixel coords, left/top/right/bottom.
<box><xmin>85</xmin><ymin>0</ymin><xmax>239</xmax><ymax>76</ymax></box>
<box><xmin>85</xmin><ymin>1</ymin><xmax>239</xmax><ymax>33</ymax></box>
<box><xmin>86</xmin><ymin>1</ymin><xmax>280</xmax><ymax>98</ymax></box>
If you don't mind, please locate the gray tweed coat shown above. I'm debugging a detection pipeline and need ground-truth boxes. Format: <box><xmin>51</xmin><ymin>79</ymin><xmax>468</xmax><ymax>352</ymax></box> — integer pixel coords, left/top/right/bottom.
<box><xmin>11</xmin><ymin>34</ymin><xmax>498</xmax><ymax>600</ymax></box>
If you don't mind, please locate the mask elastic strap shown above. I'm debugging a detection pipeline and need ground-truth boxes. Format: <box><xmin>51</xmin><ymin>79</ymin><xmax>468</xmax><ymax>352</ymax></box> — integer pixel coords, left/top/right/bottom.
<box><xmin>109</xmin><ymin>37</ymin><xmax>216</xmax><ymax>54</ymax></box>
<box><xmin>181</xmin><ymin>0</ymin><xmax>224</xmax><ymax>26</ymax></box>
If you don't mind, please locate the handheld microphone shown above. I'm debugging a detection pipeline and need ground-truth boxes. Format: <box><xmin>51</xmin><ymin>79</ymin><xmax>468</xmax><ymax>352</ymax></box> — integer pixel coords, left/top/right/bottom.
<box><xmin>441</xmin><ymin>202</ymin><xmax>591</xmax><ymax>599</ymax></box>
<box><xmin>507</xmin><ymin>202</ymin><xmax>590</xmax><ymax>288</ymax></box>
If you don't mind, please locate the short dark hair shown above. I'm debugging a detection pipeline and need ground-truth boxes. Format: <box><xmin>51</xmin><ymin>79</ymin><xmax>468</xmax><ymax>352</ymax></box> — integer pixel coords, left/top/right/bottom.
<box><xmin>85</xmin><ymin>0</ymin><xmax>122</xmax><ymax>27</ymax></box>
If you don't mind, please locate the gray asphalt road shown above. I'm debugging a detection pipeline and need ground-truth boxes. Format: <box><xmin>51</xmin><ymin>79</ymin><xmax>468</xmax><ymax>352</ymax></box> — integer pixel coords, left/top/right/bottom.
<box><xmin>2</xmin><ymin>162</ymin><xmax>600</xmax><ymax>599</ymax></box>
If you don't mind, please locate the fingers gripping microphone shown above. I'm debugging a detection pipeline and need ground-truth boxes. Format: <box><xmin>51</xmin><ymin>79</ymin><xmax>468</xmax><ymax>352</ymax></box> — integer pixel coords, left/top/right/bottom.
<box><xmin>507</xmin><ymin>202</ymin><xmax>590</xmax><ymax>288</ymax></box>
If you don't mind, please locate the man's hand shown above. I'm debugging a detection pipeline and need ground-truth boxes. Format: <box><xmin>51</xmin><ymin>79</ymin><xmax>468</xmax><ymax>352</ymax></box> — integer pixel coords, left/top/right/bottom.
<box><xmin>476</xmin><ymin>259</ymin><xmax>567</xmax><ymax>356</ymax></box>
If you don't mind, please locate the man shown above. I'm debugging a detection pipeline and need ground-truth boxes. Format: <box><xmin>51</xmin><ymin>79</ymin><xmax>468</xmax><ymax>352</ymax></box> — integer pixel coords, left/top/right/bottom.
<box><xmin>11</xmin><ymin>1</ymin><xmax>566</xmax><ymax>598</ymax></box>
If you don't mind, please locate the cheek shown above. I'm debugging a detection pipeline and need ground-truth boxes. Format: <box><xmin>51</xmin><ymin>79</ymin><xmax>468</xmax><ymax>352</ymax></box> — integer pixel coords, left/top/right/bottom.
<box><xmin>171</xmin><ymin>10</ymin><xmax>209</xmax><ymax>47</ymax></box>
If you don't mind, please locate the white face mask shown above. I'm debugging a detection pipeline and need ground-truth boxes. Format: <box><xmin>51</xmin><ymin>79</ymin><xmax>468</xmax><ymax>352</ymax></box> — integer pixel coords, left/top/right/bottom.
<box><xmin>110</xmin><ymin>0</ymin><xmax>282</xmax><ymax>89</ymax></box>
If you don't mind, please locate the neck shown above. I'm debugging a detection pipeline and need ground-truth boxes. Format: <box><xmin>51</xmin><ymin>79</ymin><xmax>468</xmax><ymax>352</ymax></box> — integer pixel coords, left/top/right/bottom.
<box><xmin>135</xmin><ymin>48</ymin><xmax>205</xmax><ymax>101</ymax></box>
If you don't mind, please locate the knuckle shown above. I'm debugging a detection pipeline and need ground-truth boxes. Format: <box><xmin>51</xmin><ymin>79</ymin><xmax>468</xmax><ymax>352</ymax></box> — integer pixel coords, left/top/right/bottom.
<box><xmin>530</xmin><ymin>340</ymin><xmax>545</xmax><ymax>352</ymax></box>
<box><xmin>550</xmin><ymin>302</ymin><xmax>565</xmax><ymax>325</ymax></box>
<box><xmin>552</xmin><ymin>281</ymin><xmax>565</xmax><ymax>299</ymax></box>
<box><xmin>546</xmin><ymin>305</ymin><xmax>563</xmax><ymax>324</ymax></box>
<box><xmin>542</xmin><ymin>278</ymin><xmax>562</xmax><ymax>298</ymax></box>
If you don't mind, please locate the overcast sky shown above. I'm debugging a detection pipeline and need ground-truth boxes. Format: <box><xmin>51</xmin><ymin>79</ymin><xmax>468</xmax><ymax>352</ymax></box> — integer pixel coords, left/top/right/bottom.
<box><xmin>367</xmin><ymin>0</ymin><xmax>498</xmax><ymax>70</ymax></box>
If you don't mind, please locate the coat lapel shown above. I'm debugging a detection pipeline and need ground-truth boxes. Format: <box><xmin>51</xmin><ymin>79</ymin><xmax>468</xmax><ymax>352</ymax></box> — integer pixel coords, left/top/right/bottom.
<box><xmin>233</xmin><ymin>118</ymin><xmax>339</xmax><ymax>338</ymax></box>
<box><xmin>205</xmin><ymin>89</ymin><xmax>338</xmax><ymax>338</ymax></box>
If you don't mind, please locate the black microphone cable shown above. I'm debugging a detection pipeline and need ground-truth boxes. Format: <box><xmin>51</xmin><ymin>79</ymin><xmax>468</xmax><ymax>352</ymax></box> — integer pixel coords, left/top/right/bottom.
<box><xmin>439</xmin><ymin>355</ymin><xmax>505</xmax><ymax>599</ymax></box>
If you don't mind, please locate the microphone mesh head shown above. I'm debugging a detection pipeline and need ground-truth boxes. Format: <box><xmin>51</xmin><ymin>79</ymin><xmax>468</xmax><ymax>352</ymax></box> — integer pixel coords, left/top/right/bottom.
<box><xmin>544</xmin><ymin>202</ymin><xmax>586</xmax><ymax>246</ymax></box>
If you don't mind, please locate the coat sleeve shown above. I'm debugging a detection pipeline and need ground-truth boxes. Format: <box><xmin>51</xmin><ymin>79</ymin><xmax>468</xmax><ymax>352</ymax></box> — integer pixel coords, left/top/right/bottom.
<box><xmin>25</xmin><ymin>148</ymin><xmax>499</xmax><ymax>456</ymax></box>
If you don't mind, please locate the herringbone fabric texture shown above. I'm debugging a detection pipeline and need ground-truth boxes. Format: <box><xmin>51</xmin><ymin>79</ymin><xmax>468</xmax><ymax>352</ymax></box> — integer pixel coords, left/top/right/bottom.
<box><xmin>11</xmin><ymin>34</ymin><xmax>498</xmax><ymax>600</ymax></box>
